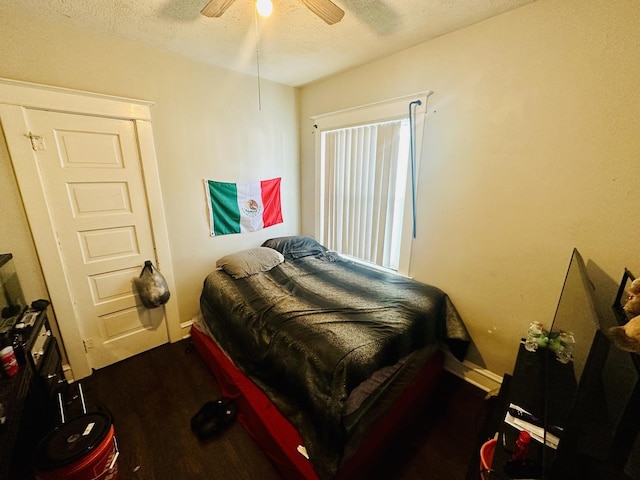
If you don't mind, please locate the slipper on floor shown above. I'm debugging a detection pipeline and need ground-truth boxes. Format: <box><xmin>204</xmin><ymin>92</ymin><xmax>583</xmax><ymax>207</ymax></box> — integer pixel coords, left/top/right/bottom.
<box><xmin>191</xmin><ymin>398</ymin><xmax>223</xmax><ymax>432</ymax></box>
<box><xmin>191</xmin><ymin>397</ymin><xmax>238</xmax><ymax>440</ymax></box>
<box><xmin>195</xmin><ymin>398</ymin><xmax>237</xmax><ymax>440</ymax></box>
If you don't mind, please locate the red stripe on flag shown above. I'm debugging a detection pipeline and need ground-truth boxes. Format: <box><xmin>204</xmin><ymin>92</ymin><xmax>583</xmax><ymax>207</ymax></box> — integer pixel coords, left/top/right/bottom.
<box><xmin>260</xmin><ymin>178</ymin><xmax>283</xmax><ymax>227</ymax></box>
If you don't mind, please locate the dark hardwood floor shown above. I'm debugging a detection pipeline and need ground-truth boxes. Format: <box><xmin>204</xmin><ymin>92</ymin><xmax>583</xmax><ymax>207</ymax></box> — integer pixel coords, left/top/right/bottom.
<box><xmin>71</xmin><ymin>340</ymin><xmax>493</xmax><ymax>480</ymax></box>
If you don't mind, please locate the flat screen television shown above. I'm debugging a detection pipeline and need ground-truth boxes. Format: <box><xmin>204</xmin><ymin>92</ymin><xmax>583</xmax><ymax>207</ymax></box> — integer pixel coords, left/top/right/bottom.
<box><xmin>545</xmin><ymin>249</ymin><xmax>640</xmax><ymax>479</ymax></box>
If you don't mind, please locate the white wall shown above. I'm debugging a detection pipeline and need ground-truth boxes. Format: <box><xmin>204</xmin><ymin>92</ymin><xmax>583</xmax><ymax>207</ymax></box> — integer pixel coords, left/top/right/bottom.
<box><xmin>299</xmin><ymin>0</ymin><xmax>640</xmax><ymax>377</ymax></box>
<box><xmin>0</xmin><ymin>6</ymin><xmax>300</xmax><ymax>362</ymax></box>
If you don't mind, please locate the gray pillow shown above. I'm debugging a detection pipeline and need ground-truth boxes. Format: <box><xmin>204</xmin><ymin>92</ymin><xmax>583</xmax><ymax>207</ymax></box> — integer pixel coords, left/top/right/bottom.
<box><xmin>216</xmin><ymin>247</ymin><xmax>284</xmax><ymax>279</ymax></box>
<box><xmin>261</xmin><ymin>235</ymin><xmax>328</xmax><ymax>260</ymax></box>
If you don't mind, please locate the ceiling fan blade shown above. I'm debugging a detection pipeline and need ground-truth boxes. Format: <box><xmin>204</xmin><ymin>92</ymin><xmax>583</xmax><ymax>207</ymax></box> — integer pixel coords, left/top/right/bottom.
<box><xmin>300</xmin><ymin>0</ymin><xmax>345</xmax><ymax>25</ymax></box>
<box><xmin>201</xmin><ymin>0</ymin><xmax>237</xmax><ymax>17</ymax></box>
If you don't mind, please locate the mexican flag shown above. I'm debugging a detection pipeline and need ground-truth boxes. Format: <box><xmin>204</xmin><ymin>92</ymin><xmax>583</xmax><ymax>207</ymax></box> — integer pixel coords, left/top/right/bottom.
<box><xmin>206</xmin><ymin>177</ymin><xmax>283</xmax><ymax>236</ymax></box>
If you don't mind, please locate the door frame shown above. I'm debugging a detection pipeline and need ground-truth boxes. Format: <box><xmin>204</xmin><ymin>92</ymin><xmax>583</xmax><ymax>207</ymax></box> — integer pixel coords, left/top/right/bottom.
<box><xmin>0</xmin><ymin>78</ymin><xmax>180</xmax><ymax>379</ymax></box>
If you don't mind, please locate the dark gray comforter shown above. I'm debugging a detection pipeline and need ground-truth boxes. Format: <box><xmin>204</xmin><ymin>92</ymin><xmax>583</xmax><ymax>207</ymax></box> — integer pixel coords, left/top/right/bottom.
<box><xmin>199</xmin><ymin>252</ymin><xmax>469</xmax><ymax>478</ymax></box>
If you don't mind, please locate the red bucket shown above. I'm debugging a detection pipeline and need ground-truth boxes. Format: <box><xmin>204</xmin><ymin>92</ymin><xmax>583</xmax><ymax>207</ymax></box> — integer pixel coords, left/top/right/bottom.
<box><xmin>480</xmin><ymin>438</ymin><xmax>497</xmax><ymax>480</ymax></box>
<box><xmin>33</xmin><ymin>412</ymin><xmax>119</xmax><ymax>480</ymax></box>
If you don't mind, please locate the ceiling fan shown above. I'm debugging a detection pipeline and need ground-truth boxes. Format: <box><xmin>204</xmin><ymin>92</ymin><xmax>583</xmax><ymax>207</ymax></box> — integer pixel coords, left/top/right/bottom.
<box><xmin>201</xmin><ymin>0</ymin><xmax>345</xmax><ymax>25</ymax></box>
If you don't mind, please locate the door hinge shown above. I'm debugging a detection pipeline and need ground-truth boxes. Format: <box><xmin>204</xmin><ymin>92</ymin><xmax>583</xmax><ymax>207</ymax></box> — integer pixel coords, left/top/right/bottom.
<box><xmin>83</xmin><ymin>338</ymin><xmax>96</xmax><ymax>353</ymax></box>
<box><xmin>25</xmin><ymin>132</ymin><xmax>46</xmax><ymax>151</ymax></box>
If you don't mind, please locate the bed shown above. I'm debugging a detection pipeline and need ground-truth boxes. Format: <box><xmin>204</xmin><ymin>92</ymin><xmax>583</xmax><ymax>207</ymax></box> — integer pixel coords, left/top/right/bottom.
<box><xmin>192</xmin><ymin>236</ymin><xmax>470</xmax><ymax>479</ymax></box>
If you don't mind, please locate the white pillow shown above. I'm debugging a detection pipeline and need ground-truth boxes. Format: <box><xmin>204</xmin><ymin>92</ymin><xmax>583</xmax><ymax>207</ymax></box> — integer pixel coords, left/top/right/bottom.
<box><xmin>216</xmin><ymin>247</ymin><xmax>284</xmax><ymax>279</ymax></box>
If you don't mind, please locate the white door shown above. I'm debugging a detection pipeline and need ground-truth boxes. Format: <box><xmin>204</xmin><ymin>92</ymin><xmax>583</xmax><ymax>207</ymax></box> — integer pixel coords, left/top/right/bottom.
<box><xmin>0</xmin><ymin>80</ymin><xmax>179</xmax><ymax>379</ymax></box>
<box><xmin>20</xmin><ymin>109</ymin><xmax>168</xmax><ymax>370</ymax></box>
<box><xmin>24</xmin><ymin>109</ymin><xmax>168</xmax><ymax>368</ymax></box>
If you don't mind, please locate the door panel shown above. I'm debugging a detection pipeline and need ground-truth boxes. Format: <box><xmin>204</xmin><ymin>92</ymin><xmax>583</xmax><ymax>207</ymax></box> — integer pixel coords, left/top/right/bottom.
<box><xmin>89</xmin><ymin>267</ymin><xmax>141</xmax><ymax>315</ymax></box>
<box><xmin>103</xmin><ymin>307</ymin><xmax>164</xmax><ymax>338</ymax></box>
<box><xmin>78</xmin><ymin>226</ymin><xmax>140</xmax><ymax>262</ymax></box>
<box><xmin>57</xmin><ymin>130</ymin><xmax>124</xmax><ymax>168</ymax></box>
<box><xmin>67</xmin><ymin>182</ymin><xmax>132</xmax><ymax>217</ymax></box>
<box><xmin>23</xmin><ymin>109</ymin><xmax>168</xmax><ymax>370</ymax></box>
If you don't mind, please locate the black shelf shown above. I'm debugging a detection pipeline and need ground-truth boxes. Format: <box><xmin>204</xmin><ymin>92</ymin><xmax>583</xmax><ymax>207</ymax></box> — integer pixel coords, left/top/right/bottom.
<box><xmin>0</xmin><ymin>310</ymin><xmax>64</xmax><ymax>480</ymax></box>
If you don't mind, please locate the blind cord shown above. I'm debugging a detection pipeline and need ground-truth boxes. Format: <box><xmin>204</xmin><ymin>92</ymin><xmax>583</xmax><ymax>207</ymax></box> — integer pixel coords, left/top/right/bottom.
<box><xmin>409</xmin><ymin>100</ymin><xmax>422</xmax><ymax>238</ymax></box>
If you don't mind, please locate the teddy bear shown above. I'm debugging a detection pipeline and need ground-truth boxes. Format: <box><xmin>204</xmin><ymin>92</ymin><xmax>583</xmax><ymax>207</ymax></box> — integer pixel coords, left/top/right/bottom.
<box><xmin>608</xmin><ymin>278</ymin><xmax>640</xmax><ymax>353</ymax></box>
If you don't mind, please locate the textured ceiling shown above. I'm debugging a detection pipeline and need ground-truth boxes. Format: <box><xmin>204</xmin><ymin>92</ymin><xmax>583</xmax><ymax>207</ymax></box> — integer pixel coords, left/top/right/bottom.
<box><xmin>9</xmin><ymin>0</ymin><xmax>536</xmax><ymax>87</ymax></box>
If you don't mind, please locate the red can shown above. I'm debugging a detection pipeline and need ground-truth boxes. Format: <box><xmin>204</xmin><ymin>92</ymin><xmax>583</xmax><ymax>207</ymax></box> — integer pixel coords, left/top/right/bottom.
<box><xmin>1</xmin><ymin>346</ymin><xmax>19</xmax><ymax>376</ymax></box>
<box><xmin>33</xmin><ymin>412</ymin><xmax>119</xmax><ymax>480</ymax></box>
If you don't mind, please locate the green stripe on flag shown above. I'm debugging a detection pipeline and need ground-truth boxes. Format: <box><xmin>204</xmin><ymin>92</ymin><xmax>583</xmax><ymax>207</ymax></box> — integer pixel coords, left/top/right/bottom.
<box><xmin>208</xmin><ymin>181</ymin><xmax>241</xmax><ymax>235</ymax></box>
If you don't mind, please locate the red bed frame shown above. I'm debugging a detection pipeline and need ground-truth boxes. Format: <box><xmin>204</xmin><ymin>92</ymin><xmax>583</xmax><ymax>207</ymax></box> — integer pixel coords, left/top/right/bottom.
<box><xmin>190</xmin><ymin>325</ymin><xmax>444</xmax><ymax>479</ymax></box>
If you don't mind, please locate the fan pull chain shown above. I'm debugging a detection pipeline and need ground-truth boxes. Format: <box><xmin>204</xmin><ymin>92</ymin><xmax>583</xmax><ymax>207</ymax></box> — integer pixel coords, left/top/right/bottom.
<box><xmin>254</xmin><ymin>7</ymin><xmax>262</xmax><ymax>111</ymax></box>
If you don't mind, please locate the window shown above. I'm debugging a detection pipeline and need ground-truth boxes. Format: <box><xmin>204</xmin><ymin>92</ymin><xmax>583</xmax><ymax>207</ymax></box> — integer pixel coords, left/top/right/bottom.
<box><xmin>312</xmin><ymin>93</ymin><xmax>430</xmax><ymax>275</ymax></box>
<box><xmin>321</xmin><ymin>119</ymin><xmax>409</xmax><ymax>270</ymax></box>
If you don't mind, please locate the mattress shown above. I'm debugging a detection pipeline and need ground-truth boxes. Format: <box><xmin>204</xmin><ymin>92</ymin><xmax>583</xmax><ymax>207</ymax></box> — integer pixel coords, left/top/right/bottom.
<box><xmin>190</xmin><ymin>323</ymin><xmax>444</xmax><ymax>479</ymax></box>
<box><xmin>199</xmin><ymin>240</ymin><xmax>469</xmax><ymax>478</ymax></box>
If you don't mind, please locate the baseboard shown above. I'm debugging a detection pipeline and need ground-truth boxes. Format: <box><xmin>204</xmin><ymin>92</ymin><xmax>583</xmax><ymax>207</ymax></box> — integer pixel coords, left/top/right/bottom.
<box><xmin>443</xmin><ymin>350</ymin><xmax>503</xmax><ymax>393</ymax></box>
<box><xmin>180</xmin><ymin>318</ymin><xmax>196</xmax><ymax>339</ymax></box>
<box><xmin>62</xmin><ymin>363</ymin><xmax>74</xmax><ymax>383</ymax></box>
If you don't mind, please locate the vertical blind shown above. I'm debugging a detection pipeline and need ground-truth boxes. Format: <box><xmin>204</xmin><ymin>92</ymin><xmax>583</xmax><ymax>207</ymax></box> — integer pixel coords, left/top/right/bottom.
<box><xmin>322</xmin><ymin>119</ymin><xmax>406</xmax><ymax>268</ymax></box>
